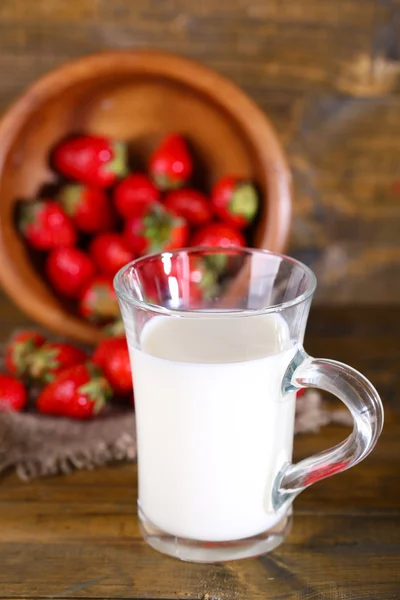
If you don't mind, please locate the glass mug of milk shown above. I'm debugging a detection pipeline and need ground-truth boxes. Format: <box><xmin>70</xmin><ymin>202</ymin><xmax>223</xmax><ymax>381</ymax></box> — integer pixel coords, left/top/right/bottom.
<box><xmin>114</xmin><ymin>248</ymin><xmax>383</xmax><ymax>563</ymax></box>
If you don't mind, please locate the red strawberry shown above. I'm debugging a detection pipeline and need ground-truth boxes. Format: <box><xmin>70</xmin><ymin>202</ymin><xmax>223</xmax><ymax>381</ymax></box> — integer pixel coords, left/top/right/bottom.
<box><xmin>59</xmin><ymin>184</ymin><xmax>115</xmax><ymax>233</ymax></box>
<box><xmin>46</xmin><ymin>247</ymin><xmax>96</xmax><ymax>298</ymax></box>
<box><xmin>191</xmin><ymin>222</ymin><xmax>246</xmax><ymax>248</ymax></box>
<box><xmin>79</xmin><ymin>275</ymin><xmax>119</xmax><ymax>323</ymax></box>
<box><xmin>211</xmin><ymin>176</ymin><xmax>259</xmax><ymax>228</ymax></box>
<box><xmin>5</xmin><ymin>330</ymin><xmax>46</xmax><ymax>377</ymax></box>
<box><xmin>89</xmin><ymin>233</ymin><xmax>135</xmax><ymax>276</ymax></box>
<box><xmin>28</xmin><ymin>342</ymin><xmax>87</xmax><ymax>384</ymax></box>
<box><xmin>53</xmin><ymin>135</ymin><xmax>128</xmax><ymax>188</ymax></box>
<box><xmin>123</xmin><ymin>204</ymin><xmax>189</xmax><ymax>256</ymax></box>
<box><xmin>36</xmin><ymin>363</ymin><xmax>112</xmax><ymax>419</ymax></box>
<box><xmin>164</xmin><ymin>188</ymin><xmax>213</xmax><ymax>226</ymax></box>
<box><xmin>0</xmin><ymin>374</ymin><xmax>27</xmax><ymax>412</ymax></box>
<box><xmin>114</xmin><ymin>174</ymin><xmax>161</xmax><ymax>219</ymax></box>
<box><xmin>93</xmin><ymin>337</ymin><xmax>132</xmax><ymax>396</ymax></box>
<box><xmin>19</xmin><ymin>201</ymin><xmax>76</xmax><ymax>250</ymax></box>
<box><xmin>149</xmin><ymin>134</ymin><xmax>192</xmax><ymax>190</ymax></box>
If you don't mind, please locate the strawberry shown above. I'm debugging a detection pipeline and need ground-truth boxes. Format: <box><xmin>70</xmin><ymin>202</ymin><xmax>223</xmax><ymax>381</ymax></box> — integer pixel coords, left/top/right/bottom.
<box><xmin>36</xmin><ymin>363</ymin><xmax>112</xmax><ymax>419</ymax></box>
<box><xmin>164</xmin><ymin>188</ymin><xmax>213</xmax><ymax>226</ymax></box>
<box><xmin>53</xmin><ymin>135</ymin><xmax>128</xmax><ymax>188</ymax></box>
<box><xmin>0</xmin><ymin>374</ymin><xmax>27</xmax><ymax>412</ymax></box>
<box><xmin>19</xmin><ymin>201</ymin><xmax>76</xmax><ymax>250</ymax></box>
<box><xmin>149</xmin><ymin>133</ymin><xmax>192</xmax><ymax>190</ymax></box>
<box><xmin>79</xmin><ymin>275</ymin><xmax>119</xmax><ymax>324</ymax></box>
<box><xmin>191</xmin><ymin>222</ymin><xmax>246</xmax><ymax>248</ymax></box>
<box><xmin>89</xmin><ymin>233</ymin><xmax>134</xmax><ymax>276</ymax></box>
<box><xmin>46</xmin><ymin>247</ymin><xmax>96</xmax><ymax>298</ymax></box>
<box><xmin>59</xmin><ymin>184</ymin><xmax>115</xmax><ymax>233</ymax></box>
<box><xmin>93</xmin><ymin>337</ymin><xmax>132</xmax><ymax>396</ymax></box>
<box><xmin>123</xmin><ymin>203</ymin><xmax>189</xmax><ymax>256</ymax></box>
<box><xmin>5</xmin><ymin>330</ymin><xmax>46</xmax><ymax>377</ymax></box>
<box><xmin>114</xmin><ymin>174</ymin><xmax>161</xmax><ymax>219</ymax></box>
<box><xmin>211</xmin><ymin>176</ymin><xmax>259</xmax><ymax>228</ymax></box>
<box><xmin>28</xmin><ymin>342</ymin><xmax>87</xmax><ymax>384</ymax></box>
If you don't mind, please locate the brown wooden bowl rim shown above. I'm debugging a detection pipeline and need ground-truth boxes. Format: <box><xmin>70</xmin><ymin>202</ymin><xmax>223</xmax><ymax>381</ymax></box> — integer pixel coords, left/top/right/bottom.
<box><xmin>0</xmin><ymin>49</ymin><xmax>292</xmax><ymax>344</ymax></box>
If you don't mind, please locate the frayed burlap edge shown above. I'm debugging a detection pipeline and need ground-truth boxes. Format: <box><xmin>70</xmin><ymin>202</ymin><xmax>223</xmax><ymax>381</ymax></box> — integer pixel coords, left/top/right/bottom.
<box><xmin>0</xmin><ymin>411</ymin><xmax>136</xmax><ymax>481</ymax></box>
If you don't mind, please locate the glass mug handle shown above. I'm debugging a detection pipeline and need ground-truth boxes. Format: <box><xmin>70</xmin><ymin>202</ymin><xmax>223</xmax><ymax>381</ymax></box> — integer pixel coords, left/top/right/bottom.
<box><xmin>273</xmin><ymin>349</ymin><xmax>384</xmax><ymax>511</ymax></box>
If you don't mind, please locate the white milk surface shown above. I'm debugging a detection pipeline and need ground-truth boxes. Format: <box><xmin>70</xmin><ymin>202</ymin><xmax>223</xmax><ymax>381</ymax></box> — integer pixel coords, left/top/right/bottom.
<box><xmin>130</xmin><ymin>313</ymin><xmax>297</xmax><ymax>542</ymax></box>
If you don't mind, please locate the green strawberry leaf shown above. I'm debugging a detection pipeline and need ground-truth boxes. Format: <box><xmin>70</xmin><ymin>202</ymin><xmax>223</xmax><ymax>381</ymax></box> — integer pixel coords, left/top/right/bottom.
<box><xmin>29</xmin><ymin>347</ymin><xmax>59</xmax><ymax>380</ymax></box>
<box><xmin>18</xmin><ymin>202</ymin><xmax>43</xmax><ymax>233</ymax></box>
<box><xmin>79</xmin><ymin>373</ymin><xmax>112</xmax><ymax>414</ymax></box>
<box><xmin>59</xmin><ymin>185</ymin><xmax>83</xmax><ymax>216</ymax></box>
<box><xmin>103</xmin><ymin>141</ymin><xmax>129</xmax><ymax>178</ymax></box>
<box><xmin>230</xmin><ymin>183</ymin><xmax>258</xmax><ymax>221</ymax></box>
<box><xmin>12</xmin><ymin>338</ymin><xmax>38</xmax><ymax>377</ymax></box>
<box><xmin>143</xmin><ymin>205</ymin><xmax>183</xmax><ymax>253</ymax></box>
<box><xmin>204</xmin><ymin>254</ymin><xmax>228</xmax><ymax>274</ymax></box>
<box><xmin>152</xmin><ymin>173</ymin><xmax>183</xmax><ymax>191</ymax></box>
<box><xmin>198</xmin><ymin>267</ymin><xmax>218</xmax><ymax>300</ymax></box>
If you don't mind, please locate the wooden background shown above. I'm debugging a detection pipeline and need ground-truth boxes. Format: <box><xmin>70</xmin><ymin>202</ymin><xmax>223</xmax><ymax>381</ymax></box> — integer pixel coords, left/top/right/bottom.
<box><xmin>1</xmin><ymin>0</ymin><xmax>399</xmax><ymax>303</ymax></box>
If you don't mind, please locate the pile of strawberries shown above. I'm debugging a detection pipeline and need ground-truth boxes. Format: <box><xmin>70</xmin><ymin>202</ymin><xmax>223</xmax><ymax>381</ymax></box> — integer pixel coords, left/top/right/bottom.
<box><xmin>0</xmin><ymin>329</ymin><xmax>132</xmax><ymax>419</ymax></box>
<box><xmin>18</xmin><ymin>132</ymin><xmax>259</xmax><ymax>326</ymax></box>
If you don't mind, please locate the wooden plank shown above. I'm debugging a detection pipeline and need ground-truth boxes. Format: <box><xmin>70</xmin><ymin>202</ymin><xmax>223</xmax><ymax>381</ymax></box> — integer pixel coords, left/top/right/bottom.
<box><xmin>243</xmin><ymin>0</ymin><xmax>379</xmax><ymax>26</ymax></box>
<box><xmin>289</xmin><ymin>95</ymin><xmax>400</xmax><ymax>303</ymax></box>
<box><xmin>0</xmin><ymin>3</ymin><xmax>380</xmax><ymax>93</ymax></box>
<box><xmin>0</xmin><ymin>0</ymin><xmax>379</xmax><ymax>29</ymax></box>
<box><xmin>0</xmin><ymin>515</ymin><xmax>397</xmax><ymax>599</ymax></box>
<box><xmin>0</xmin><ymin>24</ymin><xmax>102</xmax><ymax>56</ymax></box>
<box><xmin>0</xmin><ymin>0</ymin><xmax>99</xmax><ymax>22</ymax></box>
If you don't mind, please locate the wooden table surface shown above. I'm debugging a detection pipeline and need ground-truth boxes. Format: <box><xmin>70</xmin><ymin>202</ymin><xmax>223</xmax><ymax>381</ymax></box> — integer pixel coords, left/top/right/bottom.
<box><xmin>0</xmin><ymin>299</ymin><xmax>399</xmax><ymax>600</ymax></box>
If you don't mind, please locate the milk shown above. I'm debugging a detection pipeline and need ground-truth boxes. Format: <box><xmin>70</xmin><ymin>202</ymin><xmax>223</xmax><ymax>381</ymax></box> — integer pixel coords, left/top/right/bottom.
<box><xmin>130</xmin><ymin>313</ymin><xmax>297</xmax><ymax>542</ymax></box>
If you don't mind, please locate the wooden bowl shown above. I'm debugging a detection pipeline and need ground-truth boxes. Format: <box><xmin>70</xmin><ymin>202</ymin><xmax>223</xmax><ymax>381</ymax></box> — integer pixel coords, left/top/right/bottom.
<box><xmin>0</xmin><ymin>50</ymin><xmax>292</xmax><ymax>344</ymax></box>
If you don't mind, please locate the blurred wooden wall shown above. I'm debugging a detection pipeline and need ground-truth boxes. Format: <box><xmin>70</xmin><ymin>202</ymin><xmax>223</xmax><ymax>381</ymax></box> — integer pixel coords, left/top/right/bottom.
<box><xmin>1</xmin><ymin>0</ymin><xmax>399</xmax><ymax>303</ymax></box>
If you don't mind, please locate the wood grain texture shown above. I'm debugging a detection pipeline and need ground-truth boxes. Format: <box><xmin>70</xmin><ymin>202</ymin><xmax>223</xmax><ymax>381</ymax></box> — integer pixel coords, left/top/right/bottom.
<box><xmin>0</xmin><ymin>296</ymin><xmax>399</xmax><ymax>599</ymax></box>
<box><xmin>0</xmin><ymin>0</ymin><xmax>399</xmax><ymax>300</ymax></box>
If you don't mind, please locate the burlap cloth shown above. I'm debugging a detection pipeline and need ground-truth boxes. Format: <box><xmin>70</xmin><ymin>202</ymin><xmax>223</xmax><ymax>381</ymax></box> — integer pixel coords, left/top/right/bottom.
<box><xmin>0</xmin><ymin>389</ymin><xmax>351</xmax><ymax>481</ymax></box>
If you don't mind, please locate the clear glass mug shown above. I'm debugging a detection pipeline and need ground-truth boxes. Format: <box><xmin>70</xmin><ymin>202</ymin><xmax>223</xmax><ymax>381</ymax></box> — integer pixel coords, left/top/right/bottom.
<box><xmin>114</xmin><ymin>248</ymin><xmax>384</xmax><ymax>563</ymax></box>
